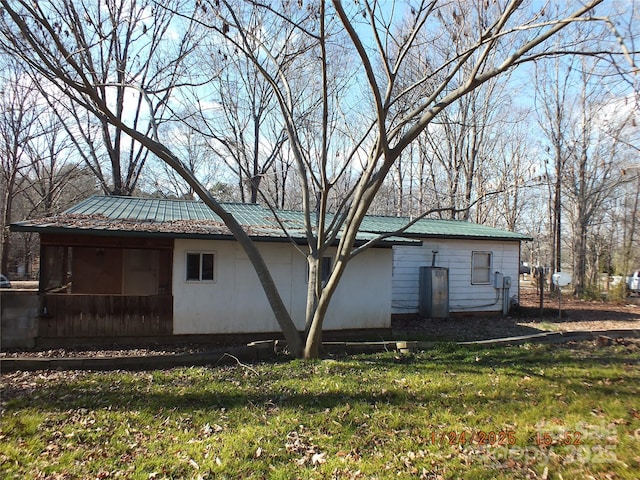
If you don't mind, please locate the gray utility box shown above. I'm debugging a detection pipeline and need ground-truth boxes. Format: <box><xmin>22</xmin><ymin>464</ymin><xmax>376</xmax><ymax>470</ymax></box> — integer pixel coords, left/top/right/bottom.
<box><xmin>419</xmin><ymin>266</ymin><xmax>449</xmax><ymax>319</ymax></box>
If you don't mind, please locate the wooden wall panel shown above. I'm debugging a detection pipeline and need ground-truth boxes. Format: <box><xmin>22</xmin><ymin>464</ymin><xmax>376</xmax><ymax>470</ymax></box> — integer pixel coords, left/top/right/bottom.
<box><xmin>40</xmin><ymin>294</ymin><xmax>173</xmax><ymax>338</ymax></box>
<box><xmin>72</xmin><ymin>247</ymin><xmax>123</xmax><ymax>294</ymax></box>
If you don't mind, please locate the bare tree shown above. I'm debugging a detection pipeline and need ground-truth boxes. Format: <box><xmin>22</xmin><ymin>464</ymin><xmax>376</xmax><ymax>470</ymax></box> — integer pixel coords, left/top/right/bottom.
<box><xmin>610</xmin><ymin>1</ymin><xmax>640</xmax><ymax>277</ymax></box>
<box><xmin>534</xmin><ymin>53</ymin><xmax>577</xmax><ymax>285</ymax></box>
<box><xmin>565</xmin><ymin>65</ymin><xmax>635</xmax><ymax>295</ymax></box>
<box><xmin>148</xmin><ymin>120</ymin><xmax>223</xmax><ymax>200</ymax></box>
<box><xmin>24</xmin><ymin>106</ymin><xmax>96</xmax><ymax>214</ymax></box>
<box><xmin>536</xmin><ymin>35</ymin><xmax>637</xmax><ymax>295</ymax></box>
<box><xmin>481</xmin><ymin>113</ymin><xmax>536</xmax><ymax>231</ymax></box>
<box><xmin>2</xmin><ymin>0</ymin><xmax>630</xmax><ymax>358</ymax></box>
<box><xmin>178</xmin><ymin>0</ymin><xmax>358</xmax><ymax>212</ymax></box>
<box><xmin>618</xmin><ymin>166</ymin><xmax>640</xmax><ymax>275</ymax></box>
<box><xmin>0</xmin><ymin>57</ymin><xmax>44</xmax><ymax>274</ymax></box>
<box><xmin>196</xmin><ymin>44</ymin><xmax>289</xmax><ymax>204</ymax></box>
<box><xmin>196</xmin><ymin>0</ymin><xmax>622</xmax><ymax>357</ymax></box>
<box><xmin>16</xmin><ymin>0</ymin><xmax>201</xmax><ymax>196</ymax></box>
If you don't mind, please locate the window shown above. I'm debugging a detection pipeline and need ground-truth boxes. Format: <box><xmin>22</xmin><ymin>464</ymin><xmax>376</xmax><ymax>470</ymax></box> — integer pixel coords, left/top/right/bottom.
<box><xmin>306</xmin><ymin>256</ymin><xmax>332</xmax><ymax>284</ymax></box>
<box><xmin>320</xmin><ymin>256</ymin><xmax>332</xmax><ymax>284</ymax></box>
<box><xmin>186</xmin><ymin>252</ymin><xmax>214</xmax><ymax>281</ymax></box>
<box><xmin>471</xmin><ymin>251</ymin><xmax>492</xmax><ymax>284</ymax></box>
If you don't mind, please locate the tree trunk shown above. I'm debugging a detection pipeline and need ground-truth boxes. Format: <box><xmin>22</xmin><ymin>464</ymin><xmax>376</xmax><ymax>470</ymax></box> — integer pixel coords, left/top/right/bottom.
<box><xmin>304</xmin><ymin>255</ymin><xmax>318</xmax><ymax>336</ymax></box>
<box><xmin>572</xmin><ymin>220</ymin><xmax>588</xmax><ymax>296</ymax></box>
<box><xmin>1</xmin><ymin>187</ymin><xmax>13</xmax><ymax>274</ymax></box>
<box><xmin>110</xmin><ymin>122</ymin><xmax>306</xmax><ymax>357</ymax></box>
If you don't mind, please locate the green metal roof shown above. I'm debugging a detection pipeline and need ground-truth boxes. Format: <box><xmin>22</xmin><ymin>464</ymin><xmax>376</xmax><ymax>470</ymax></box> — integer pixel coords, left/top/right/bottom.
<box><xmin>65</xmin><ymin>195</ymin><xmax>269</xmax><ymax>223</ymax></box>
<box><xmin>359</xmin><ymin>215</ymin><xmax>531</xmax><ymax>241</ymax></box>
<box><xmin>11</xmin><ymin>195</ymin><xmax>530</xmax><ymax>243</ymax></box>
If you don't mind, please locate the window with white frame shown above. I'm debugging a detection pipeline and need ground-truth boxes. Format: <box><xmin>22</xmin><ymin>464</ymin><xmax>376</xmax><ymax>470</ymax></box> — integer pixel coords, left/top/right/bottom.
<box><xmin>186</xmin><ymin>252</ymin><xmax>215</xmax><ymax>281</ymax></box>
<box><xmin>471</xmin><ymin>251</ymin><xmax>492</xmax><ymax>284</ymax></box>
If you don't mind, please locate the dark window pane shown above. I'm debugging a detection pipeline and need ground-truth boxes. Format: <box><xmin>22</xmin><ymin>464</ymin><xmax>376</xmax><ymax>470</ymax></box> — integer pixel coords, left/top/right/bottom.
<box><xmin>202</xmin><ymin>254</ymin><xmax>214</xmax><ymax>280</ymax></box>
<box><xmin>321</xmin><ymin>256</ymin><xmax>332</xmax><ymax>283</ymax></box>
<box><xmin>186</xmin><ymin>253</ymin><xmax>200</xmax><ymax>280</ymax></box>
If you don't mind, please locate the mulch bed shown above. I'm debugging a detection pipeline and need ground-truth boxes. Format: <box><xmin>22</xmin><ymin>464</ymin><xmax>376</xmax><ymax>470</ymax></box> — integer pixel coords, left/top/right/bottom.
<box><xmin>2</xmin><ymin>287</ymin><xmax>639</xmax><ymax>360</ymax></box>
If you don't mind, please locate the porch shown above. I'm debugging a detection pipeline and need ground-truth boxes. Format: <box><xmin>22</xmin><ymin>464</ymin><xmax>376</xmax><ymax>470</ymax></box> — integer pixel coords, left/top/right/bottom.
<box><xmin>39</xmin><ymin>294</ymin><xmax>173</xmax><ymax>339</ymax></box>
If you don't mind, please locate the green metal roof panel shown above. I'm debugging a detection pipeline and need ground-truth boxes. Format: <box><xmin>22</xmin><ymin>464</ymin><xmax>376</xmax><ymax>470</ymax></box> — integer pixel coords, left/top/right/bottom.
<box><xmin>16</xmin><ymin>195</ymin><xmax>530</xmax><ymax>243</ymax></box>
<box><xmin>359</xmin><ymin>215</ymin><xmax>530</xmax><ymax>241</ymax></box>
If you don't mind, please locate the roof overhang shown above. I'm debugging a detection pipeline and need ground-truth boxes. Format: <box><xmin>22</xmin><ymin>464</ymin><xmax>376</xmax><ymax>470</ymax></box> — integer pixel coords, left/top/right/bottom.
<box><xmin>11</xmin><ymin>195</ymin><xmax>530</xmax><ymax>246</ymax></box>
<box><xmin>10</xmin><ymin>219</ymin><xmax>421</xmax><ymax>248</ymax></box>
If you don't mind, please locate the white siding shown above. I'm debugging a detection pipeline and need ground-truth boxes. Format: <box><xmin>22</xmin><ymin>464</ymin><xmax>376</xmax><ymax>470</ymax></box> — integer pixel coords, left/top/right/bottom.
<box><xmin>173</xmin><ymin>239</ymin><xmax>392</xmax><ymax>334</ymax></box>
<box><xmin>392</xmin><ymin>239</ymin><xmax>521</xmax><ymax>314</ymax></box>
<box><xmin>325</xmin><ymin>248</ymin><xmax>393</xmax><ymax>330</ymax></box>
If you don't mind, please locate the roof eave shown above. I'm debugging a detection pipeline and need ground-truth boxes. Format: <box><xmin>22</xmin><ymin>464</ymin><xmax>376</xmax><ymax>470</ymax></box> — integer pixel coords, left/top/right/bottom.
<box><xmin>364</xmin><ymin>231</ymin><xmax>532</xmax><ymax>242</ymax></box>
<box><xmin>10</xmin><ymin>223</ymin><xmax>415</xmax><ymax>247</ymax></box>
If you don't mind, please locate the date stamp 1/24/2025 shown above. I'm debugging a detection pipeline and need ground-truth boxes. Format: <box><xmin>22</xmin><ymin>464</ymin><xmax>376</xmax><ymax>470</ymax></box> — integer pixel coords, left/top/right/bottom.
<box><xmin>427</xmin><ymin>428</ymin><xmax>619</xmax><ymax>467</ymax></box>
<box><xmin>427</xmin><ymin>430</ymin><xmax>583</xmax><ymax>447</ymax></box>
<box><xmin>428</xmin><ymin>430</ymin><xmax>517</xmax><ymax>446</ymax></box>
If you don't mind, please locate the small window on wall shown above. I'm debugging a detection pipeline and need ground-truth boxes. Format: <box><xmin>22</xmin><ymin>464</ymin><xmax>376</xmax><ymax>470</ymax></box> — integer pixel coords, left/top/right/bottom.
<box><xmin>186</xmin><ymin>252</ymin><xmax>214</xmax><ymax>281</ymax></box>
<box><xmin>306</xmin><ymin>256</ymin><xmax>332</xmax><ymax>284</ymax></box>
<box><xmin>471</xmin><ymin>251</ymin><xmax>492</xmax><ymax>284</ymax></box>
<box><xmin>320</xmin><ymin>256</ymin><xmax>332</xmax><ymax>284</ymax></box>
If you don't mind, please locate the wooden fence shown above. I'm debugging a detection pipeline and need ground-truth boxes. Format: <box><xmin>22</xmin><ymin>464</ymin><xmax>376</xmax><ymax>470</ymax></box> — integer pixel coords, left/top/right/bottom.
<box><xmin>39</xmin><ymin>294</ymin><xmax>173</xmax><ymax>338</ymax></box>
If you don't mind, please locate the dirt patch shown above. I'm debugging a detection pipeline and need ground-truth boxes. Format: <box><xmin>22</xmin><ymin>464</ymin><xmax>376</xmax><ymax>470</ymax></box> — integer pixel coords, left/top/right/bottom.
<box><xmin>2</xmin><ymin>285</ymin><xmax>639</xmax><ymax>358</ymax></box>
<box><xmin>391</xmin><ymin>286</ymin><xmax>640</xmax><ymax>342</ymax></box>
<box><xmin>516</xmin><ymin>286</ymin><xmax>640</xmax><ymax>329</ymax></box>
<box><xmin>0</xmin><ymin>344</ymin><xmax>214</xmax><ymax>359</ymax></box>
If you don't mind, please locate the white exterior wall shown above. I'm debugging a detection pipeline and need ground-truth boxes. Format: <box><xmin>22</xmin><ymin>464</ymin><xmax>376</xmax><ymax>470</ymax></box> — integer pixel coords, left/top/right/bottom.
<box><xmin>392</xmin><ymin>239</ymin><xmax>521</xmax><ymax>314</ymax></box>
<box><xmin>172</xmin><ymin>239</ymin><xmax>392</xmax><ymax>334</ymax></box>
<box><xmin>324</xmin><ymin>248</ymin><xmax>393</xmax><ymax>331</ymax></box>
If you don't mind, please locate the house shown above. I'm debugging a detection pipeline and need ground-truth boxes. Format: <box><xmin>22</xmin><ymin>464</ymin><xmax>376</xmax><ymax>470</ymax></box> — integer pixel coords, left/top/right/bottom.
<box><xmin>9</xmin><ymin>195</ymin><xmax>530</xmax><ymax>348</ymax></box>
<box><xmin>358</xmin><ymin>215</ymin><xmax>531</xmax><ymax>317</ymax></box>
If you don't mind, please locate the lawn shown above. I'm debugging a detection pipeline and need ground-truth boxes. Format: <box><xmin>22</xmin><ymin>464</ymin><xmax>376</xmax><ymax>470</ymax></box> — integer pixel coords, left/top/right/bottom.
<box><xmin>1</xmin><ymin>340</ymin><xmax>639</xmax><ymax>479</ymax></box>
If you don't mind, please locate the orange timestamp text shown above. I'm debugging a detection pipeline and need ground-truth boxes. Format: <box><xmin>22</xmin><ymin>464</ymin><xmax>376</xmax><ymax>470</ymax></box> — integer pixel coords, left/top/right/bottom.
<box><xmin>428</xmin><ymin>430</ymin><xmax>516</xmax><ymax>446</ymax></box>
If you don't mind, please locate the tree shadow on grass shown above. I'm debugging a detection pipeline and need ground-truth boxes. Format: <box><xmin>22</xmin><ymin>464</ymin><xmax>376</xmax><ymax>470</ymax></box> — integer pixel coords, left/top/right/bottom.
<box><xmin>3</xmin><ymin>343</ymin><xmax>638</xmax><ymax>416</ymax></box>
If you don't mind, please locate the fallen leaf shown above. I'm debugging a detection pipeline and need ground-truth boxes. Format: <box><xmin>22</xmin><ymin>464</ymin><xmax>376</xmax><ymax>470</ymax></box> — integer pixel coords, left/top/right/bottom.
<box><xmin>311</xmin><ymin>452</ymin><xmax>326</xmax><ymax>465</ymax></box>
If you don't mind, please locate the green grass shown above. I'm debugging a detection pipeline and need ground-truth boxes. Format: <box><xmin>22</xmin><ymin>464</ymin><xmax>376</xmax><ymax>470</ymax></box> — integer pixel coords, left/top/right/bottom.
<box><xmin>536</xmin><ymin>321</ymin><xmax>562</xmax><ymax>332</ymax></box>
<box><xmin>1</xmin><ymin>340</ymin><xmax>639</xmax><ymax>479</ymax></box>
